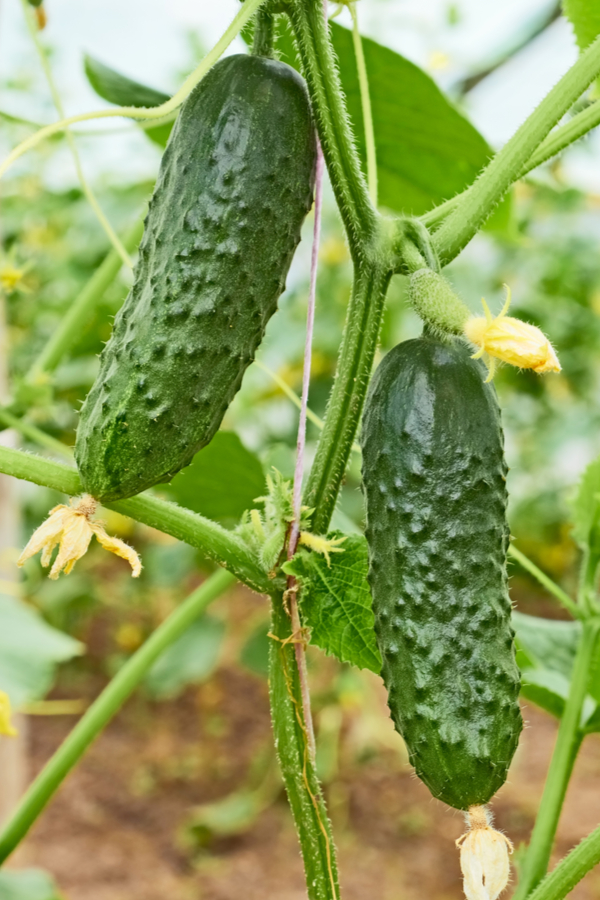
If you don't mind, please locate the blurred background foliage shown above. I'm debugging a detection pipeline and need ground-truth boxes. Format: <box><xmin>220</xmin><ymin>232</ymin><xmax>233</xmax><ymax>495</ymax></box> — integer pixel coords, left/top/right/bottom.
<box><xmin>1</xmin><ymin>0</ymin><xmax>600</xmax><ymax>895</ymax></box>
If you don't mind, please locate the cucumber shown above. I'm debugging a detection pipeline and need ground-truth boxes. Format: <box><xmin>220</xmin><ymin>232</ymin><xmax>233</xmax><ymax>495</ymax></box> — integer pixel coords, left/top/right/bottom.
<box><xmin>360</xmin><ymin>333</ymin><xmax>522</xmax><ymax>810</ymax></box>
<box><xmin>75</xmin><ymin>54</ymin><xmax>316</xmax><ymax>501</ymax></box>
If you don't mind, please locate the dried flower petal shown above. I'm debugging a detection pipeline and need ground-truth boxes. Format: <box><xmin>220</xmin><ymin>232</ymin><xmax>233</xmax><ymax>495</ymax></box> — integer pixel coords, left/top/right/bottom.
<box><xmin>464</xmin><ymin>287</ymin><xmax>561</xmax><ymax>382</ymax></box>
<box><xmin>18</xmin><ymin>495</ymin><xmax>141</xmax><ymax>579</ymax></box>
<box><xmin>0</xmin><ymin>690</ymin><xmax>18</xmax><ymax>737</ymax></box>
<box><xmin>456</xmin><ymin>806</ymin><xmax>513</xmax><ymax>900</ymax></box>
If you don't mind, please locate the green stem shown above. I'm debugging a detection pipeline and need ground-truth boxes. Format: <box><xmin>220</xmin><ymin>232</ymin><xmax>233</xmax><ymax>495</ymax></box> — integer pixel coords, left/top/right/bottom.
<box><xmin>0</xmin><ymin>569</ymin><xmax>235</xmax><ymax>863</ymax></box>
<box><xmin>303</xmin><ymin>258</ymin><xmax>392</xmax><ymax>534</ymax></box>
<box><xmin>527</xmin><ymin>822</ymin><xmax>600</xmax><ymax>900</ymax></box>
<box><xmin>0</xmin><ymin>407</ymin><xmax>73</xmax><ymax>458</ymax></box>
<box><xmin>508</xmin><ymin>545</ymin><xmax>582</xmax><ymax>620</ymax></box>
<box><xmin>269</xmin><ymin>591</ymin><xmax>340</xmax><ymax>900</ymax></box>
<box><xmin>26</xmin><ymin>215</ymin><xmax>145</xmax><ymax>381</ymax></box>
<box><xmin>21</xmin><ymin>0</ymin><xmax>132</xmax><ymax>269</ymax></box>
<box><xmin>287</xmin><ymin>0</ymin><xmax>377</xmax><ymax>253</ymax></box>
<box><xmin>252</xmin><ymin>8</ymin><xmax>276</xmax><ymax>57</ymax></box>
<box><xmin>432</xmin><ymin>35</ymin><xmax>600</xmax><ymax>264</ymax></box>
<box><xmin>513</xmin><ymin>619</ymin><xmax>600</xmax><ymax>900</ymax></box>
<box><xmin>422</xmin><ymin>99</ymin><xmax>600</xmax><ymax>232</ymax></box>
<box><xmin>0</xmin><ymin>445</ymin><xmax>271</xmax><ymax>594</ymax></box>
<box><xmin>348</xmin><ymin>2</ymin><xmax>377</xmax><ymax>207</ymax></box>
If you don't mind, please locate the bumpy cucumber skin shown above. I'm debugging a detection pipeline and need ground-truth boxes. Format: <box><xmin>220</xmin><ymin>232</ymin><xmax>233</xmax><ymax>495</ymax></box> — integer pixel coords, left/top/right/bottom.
<box><xmin>361</xmin><ymin>335</ymin><xmax>522</xmax><ymax>810</ymax></box>
<box><xmin>76</xmin><ymin>55</ymin><xmax>316</xmax><ymax>501</ymax></box>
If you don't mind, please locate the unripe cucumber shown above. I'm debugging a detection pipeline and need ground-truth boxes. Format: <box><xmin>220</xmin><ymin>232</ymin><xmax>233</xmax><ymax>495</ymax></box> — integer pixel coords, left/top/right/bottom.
<box><xmin>76</xmin><ymin>54</ymin><xmax>316</xmax><ymax>501</ymax></box>
<box><xmin>361</xmin><ymin>334</ymin><xmax>522</xmax><ymax>810</ymax></box>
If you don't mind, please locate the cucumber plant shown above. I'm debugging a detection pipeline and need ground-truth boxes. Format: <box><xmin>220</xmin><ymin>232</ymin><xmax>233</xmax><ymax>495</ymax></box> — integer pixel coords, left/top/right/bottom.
<box><xmin>2</xmin><ymin>2</ymin><xmax>600</xmax><ymax>900</ymax></box>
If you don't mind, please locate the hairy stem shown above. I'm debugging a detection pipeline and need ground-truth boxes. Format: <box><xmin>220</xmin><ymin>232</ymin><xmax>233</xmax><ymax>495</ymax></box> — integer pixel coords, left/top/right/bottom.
<box><xmin>304</xmin><ymin>257</ymin><xmax>392</xmax><ymax>534</ymax></box>
<box><xmin>348</xmin><ymin>2</ymin><xmax>377</xmax><ymax>207</ymax></box>
<box><xmin>0</xmin><ymin>569</ymin><xmax>235</xmax><ymax>863</ymax></box>
<box><xmin>422</xmin><ymin>99</ymin><xmax>600</xmax><ymax>232</ymax></box>
<box><xmin>269</xmin><ymin>591</ymin><xmax>340</xmax><ymax>900</ymax></box>
<box><xmin>0</xmin><ymin>445</ymin><xmax>271</xmax><ymax>594</ymax></box>
<box><xmin>27</xmin><ymin>215</ymin><xmax>145</xmax><ymax>381</ymax></box>
<box><xmin>432</xmin><ymin>35</ymin><xmax>600</xmax><ymax>264</ymax></box>
<box><xmin>513</xmin><ymin>619</ymin><xmax>600</xmax><ymax>899</ymax></box>
<box><xmin>527</xmin><ymin>822</ymin><xmax>600</xmax><ymax>900</ymax></box>
<box><xmin>287</xmin><ymin>0</ymin><xmax>377</xmax><ymax>252</ymax></box>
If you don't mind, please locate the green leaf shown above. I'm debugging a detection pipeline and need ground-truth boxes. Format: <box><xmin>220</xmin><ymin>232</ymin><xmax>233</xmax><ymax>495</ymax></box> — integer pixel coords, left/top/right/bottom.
<box><xmin>144</xmin><ymin>614</ymin><xmax>224</xmax><ymax>699</ymax></box>
<box><xmin>83</xmin><ymin>54</ymin><xmax>173</xmax><ymax>147</ymax></box>
<box><xmin>276</xmin><ymin>21</ymin><xmax>508</xmax><ymax>220</ymax></box>
<box><xmin>521</xmin><ymin>667</ymin><xmax>571</xmax><ymax>719</ymax></box>
<box><xmin>513</xmin><ymin>611</ymin><xmax>600</xmax><ymax>729</ymax></box>
<box><xmin>572</xmin><ymin>454</ymin><xmax>600</xmax><ymax>561</ymax></box>
<box><xmin>512</xmin><ymin>611</ymin><xmax>581</xmax><ymax>678</ymax></box>
<box><xmin>563</xmin><ymin>1</ymin><xmax>600</xmax><ymax>52</ymax></box>
<box><xmin>162</xmin><ymin>431</ymin><xmax>266</xmax><ymax>526</ymax></box>
<box><xmin>286</xmin><ymin>533</ymin><xmax>382</xmax><ymax>673</ymax></box>
<box><xmin>0</xmin><ymin>868</ymin><xmax>62</xmax><ymax>900</ymax></box>
<box><xmin>0</xmin><ymin>594</ymin><xmax>83</xmax><ymax>708</ymax></box>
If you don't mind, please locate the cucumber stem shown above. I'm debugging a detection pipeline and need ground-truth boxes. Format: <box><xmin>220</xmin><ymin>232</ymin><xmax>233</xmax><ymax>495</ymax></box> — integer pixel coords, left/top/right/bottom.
<box><xmin>304</xmin><ymin>254</ymin><xmax>392</xmax><ymax>534</ymax></box>
<box><xmin>269</xmin><ymin>591</ymin><xmax>340</xmax><ymax>900</ymax></box>
<box><xmin>526</xmin><ymin>822</ymin><xmax>600</xmax><ymax>900</ymax></box>
<box><xmin>422</xmin><ymin>100</ymin><xmax>600</xmax><ymax>232</ymax></box>
<box><xmin>513</xmin><ymin>619</ymin><xmax>600</xmax><ymax>899</ymax></box>
<box><xmin>0</xmin><ymin>568</ymin><xmax>235</xmax><ymax>864</ymax></box>
<box><xmin>432</xmin><ymin>34</ymin><xmax>600</xmax><ymax>265</ymax></box>
<box><xmin>0</xmin><ymin>444</ymin><xmax>273</xmax><ymax>594</ymax></box>
<box><xmin>288</xmin><ymin>0</ymin><xmax>378</xmax><ymax>254</ymax></box>
<box><xmin>252</xmin><ymin>8</ymin><xmax>276</xmax><ymax>58</ymax></box>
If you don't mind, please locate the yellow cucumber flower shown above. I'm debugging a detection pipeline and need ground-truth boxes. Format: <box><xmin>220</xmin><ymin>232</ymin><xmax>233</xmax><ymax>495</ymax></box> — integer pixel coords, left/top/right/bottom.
<box><xmin>18</xmin><ymin>495</ymin><xmax>141</xmax><ymax>579</ymax></box>
<box><xmin>464</xmin><ymin>287</ymin><xmax>561</xmax><ymax>383</ymax></box>
<box><xmin>0</xmin><ymin>691</ymin><xmax>18</xmax><ymax>737</ymax></box>
<box><xmin>456</xmin><ymin>806</ymin><xmax>513</xmax><ymax>900</ymax></box>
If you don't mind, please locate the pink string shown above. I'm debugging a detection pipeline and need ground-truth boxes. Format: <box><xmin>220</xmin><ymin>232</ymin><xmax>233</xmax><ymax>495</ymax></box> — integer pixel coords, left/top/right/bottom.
<box><xmin>288</xmin><ymin>139</ymin><xmax>325</xmax><ymax>558</ymax></box>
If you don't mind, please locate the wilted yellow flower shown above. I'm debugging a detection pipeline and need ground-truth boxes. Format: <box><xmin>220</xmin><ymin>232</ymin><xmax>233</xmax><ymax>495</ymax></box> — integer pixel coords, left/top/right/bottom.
<box><xmin>464</xmin><ymin>287</ymin><xmax>561</xmax><ymax>382</ymax></box>
<box><xmin>456</xmin><ymin>806</ymin><xmax>513</xmax><ymax>900</ymax></box>
<box><xmin>18</xmin><ymin>495</ymin><xmax>141</xmax><ymax>579</ymax></box>
<box><xmin>0</xmin><ymin>691</ymin><xmax>18</xmax><ymax>737</ymax></box>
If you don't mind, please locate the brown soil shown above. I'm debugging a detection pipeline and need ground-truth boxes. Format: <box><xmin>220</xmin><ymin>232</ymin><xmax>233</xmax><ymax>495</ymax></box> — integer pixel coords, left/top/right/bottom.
<box><xmin>7</xmin><ymin>583</ymin><xmax>600</xmax><ymax>900</ymax></box>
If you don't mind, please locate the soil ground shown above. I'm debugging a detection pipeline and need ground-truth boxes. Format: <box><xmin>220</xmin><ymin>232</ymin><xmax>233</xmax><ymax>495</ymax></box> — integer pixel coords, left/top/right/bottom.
<box><xmin>7</xmin><ymin>583</ymin><xmax>600</xmax><ymax>900</ymax></box>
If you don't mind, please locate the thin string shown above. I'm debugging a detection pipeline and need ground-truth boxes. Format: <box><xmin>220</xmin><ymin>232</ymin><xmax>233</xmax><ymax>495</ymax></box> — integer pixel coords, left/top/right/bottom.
<box><xmin>288</xmin><ymin>140</ymin><xmax>325</xmax><ymax>556</ymax></box>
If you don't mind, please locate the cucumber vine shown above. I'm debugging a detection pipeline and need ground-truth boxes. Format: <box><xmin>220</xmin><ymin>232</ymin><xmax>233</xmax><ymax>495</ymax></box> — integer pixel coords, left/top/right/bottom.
<box><xmin>2</xmin><ymin>2</ymin><xmax>600</xmax><ymax>899</ymax></box>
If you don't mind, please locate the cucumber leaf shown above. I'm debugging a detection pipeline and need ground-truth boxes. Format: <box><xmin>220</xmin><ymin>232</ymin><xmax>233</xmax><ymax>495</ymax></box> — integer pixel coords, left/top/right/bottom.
<box><xmin>285</xmin><ymin>533</ymin><xmax>382</xmax><ymax>674</ymax></box>
<box><xmin>0</xmin><ymin>594</ymin><xmax>83</xmax><ymax>708</ymax></box>
<box><xmin>563</xmin><ymin>1</ymin><xmax>600</xmax><ymax>51</ymax></box>
<box><xmin>562</xmin><ymin>1</ymin><xmax>600</xmax><ymax>92</ymax></box>
<box><xmin>571</xmin><ymin>454</ymin><xmax>600</xmax><ymax>576</ymax></box>
<box><xmin>145</xmin><ymin>614</ymin><xmax>224</xmax><ymax>699</ymax></box>
<box><xmin>276</xmin><ymin>20</ymin><xmax>512</xmax><ymax>225</ymax></box>
<box><xmin>162</xmin><ymin>431</ymin><xmax>266</xmax><ymax>526</ymax></box>
<box><xmin>0</xmin><ymin>869</ymin><xmax>62</xmax><ymax>900</ymax></box>
<box><xmin>83</xmin><ymin>54</ymin><xmax>173</xmax><ymax>147</ymax></box>
<box><xmin>513</xmin><ymin>610</ymin><xmax>600</xmax><ymax>730</ymax></box>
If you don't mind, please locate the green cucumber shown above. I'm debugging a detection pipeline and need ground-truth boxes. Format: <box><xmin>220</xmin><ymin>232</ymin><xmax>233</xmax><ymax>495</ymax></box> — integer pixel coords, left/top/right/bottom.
<box><xmin>360</xmin><ymin>333</ymin><xmax>522</xmax><ymax>810</ymax></box>
<box><xmin>75</xmin><ymin>54</ymin><xmax>316</xmax><ymax>501</ymax></box>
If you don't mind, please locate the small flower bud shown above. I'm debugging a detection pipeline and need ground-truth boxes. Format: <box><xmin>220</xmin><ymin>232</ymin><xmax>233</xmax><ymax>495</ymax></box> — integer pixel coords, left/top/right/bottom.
<box><xmin>464</xmin><ymin>287</ymin><xmax>560</xmax><ymax>382</ymax></box>
<box><xmin>456</xmin><ymin>805</ymin><xmax>513</xmax><ymax>900</ymax></box>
